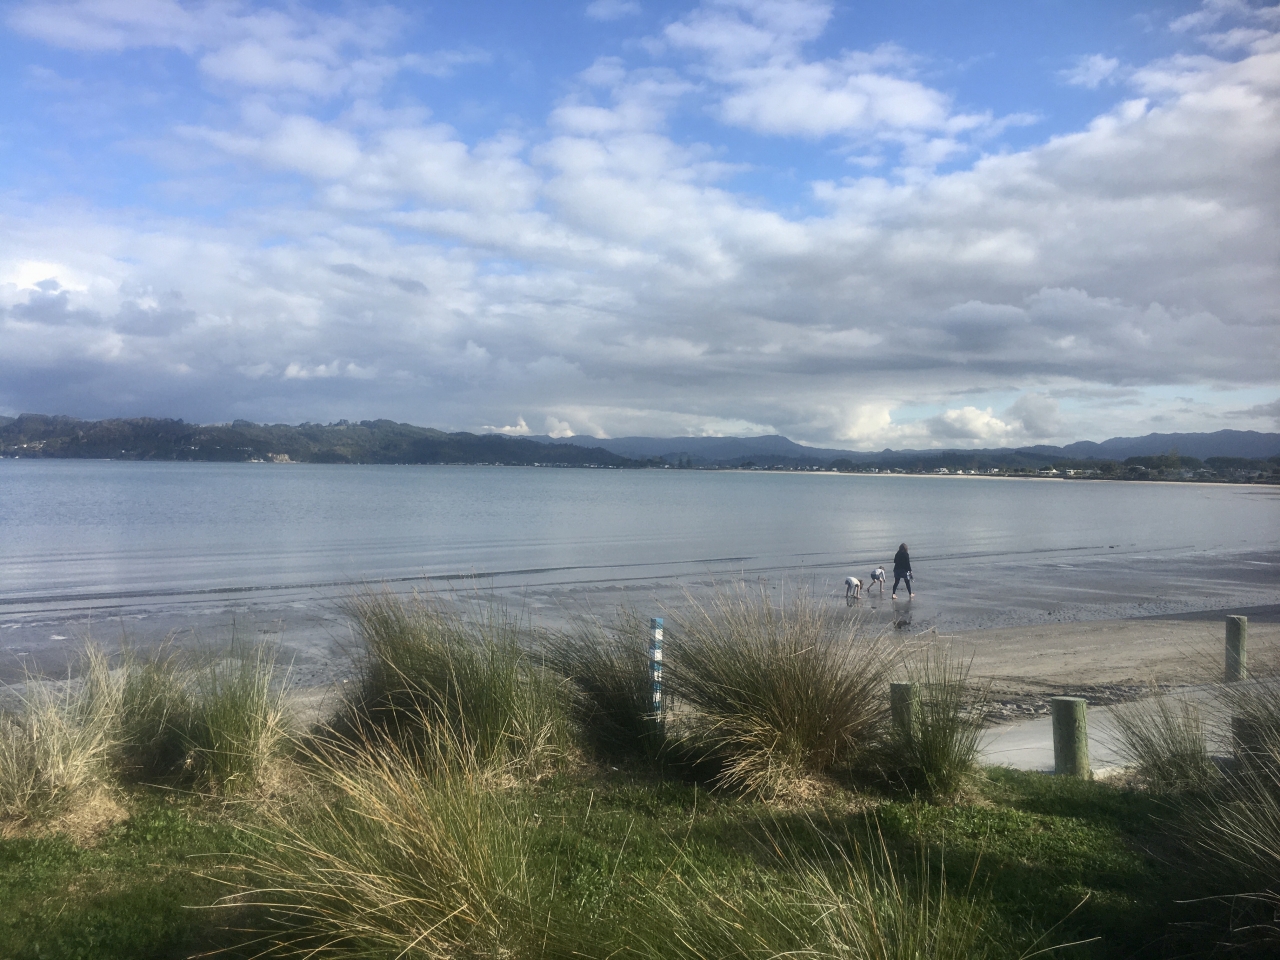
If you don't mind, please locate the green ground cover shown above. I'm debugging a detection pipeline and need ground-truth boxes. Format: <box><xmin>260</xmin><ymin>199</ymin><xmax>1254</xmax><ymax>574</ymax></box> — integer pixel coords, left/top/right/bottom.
<box><xmin>0</xmin><ymin>768</ymin><xmax>1220</xmax><ymax>960</ymax></box>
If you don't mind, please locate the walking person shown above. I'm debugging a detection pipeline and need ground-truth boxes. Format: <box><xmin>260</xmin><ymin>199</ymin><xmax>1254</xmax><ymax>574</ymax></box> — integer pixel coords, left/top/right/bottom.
<box><xmin>892</xmin><ymin>543</ymin><xmax>914</xmax><ymax>599</ymax></box>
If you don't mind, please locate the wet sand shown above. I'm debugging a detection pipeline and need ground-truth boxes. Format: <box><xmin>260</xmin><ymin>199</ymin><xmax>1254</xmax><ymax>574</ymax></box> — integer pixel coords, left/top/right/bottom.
<box><xmin>3</xmin><ymin>551</ymin><xmax>1278</xmax><ymax>709</ymax></box>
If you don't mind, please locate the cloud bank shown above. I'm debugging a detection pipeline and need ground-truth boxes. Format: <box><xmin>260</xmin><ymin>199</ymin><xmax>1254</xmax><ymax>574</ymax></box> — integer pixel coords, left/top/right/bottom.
<box><xmin>1</xmin><ymin>0</ymin><xmax>1278</xmax><ymax>448</ymax></box>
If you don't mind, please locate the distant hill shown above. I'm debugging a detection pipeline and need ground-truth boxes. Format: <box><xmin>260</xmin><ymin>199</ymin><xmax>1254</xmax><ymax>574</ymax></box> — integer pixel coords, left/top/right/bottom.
<box><xmin>3</xmin><ymin>415</ymin><xmax>1276</xmax><ymax>472</ymax></box>
<box><xmin>527</xmin><ymin>429</ymin><xmax>1280</xmax><ymax>468</ymax></box>
<box><xmin>1054</xmin><ymin>430</ymin><xmax>1280</xmax><ymax>461</ymax></box>
<box><xmin>0</xmin><ymin>415</ymin><xmax>642</xmax><ymax>467</ymax></box>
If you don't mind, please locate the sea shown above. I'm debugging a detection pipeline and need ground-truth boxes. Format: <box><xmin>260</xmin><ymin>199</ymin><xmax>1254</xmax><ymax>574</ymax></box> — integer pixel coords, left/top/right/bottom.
<box><xmin>2</xmin><ymin>460</ymin><xmax>1278</xmax><ymax>680</ymax></box>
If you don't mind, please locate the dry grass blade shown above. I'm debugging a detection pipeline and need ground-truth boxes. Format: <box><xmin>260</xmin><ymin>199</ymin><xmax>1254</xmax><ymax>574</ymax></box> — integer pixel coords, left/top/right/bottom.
<box><xmin>669</xmin><ymin>584</ymin><xmax>891</xmax><ymax>796</ymax></box>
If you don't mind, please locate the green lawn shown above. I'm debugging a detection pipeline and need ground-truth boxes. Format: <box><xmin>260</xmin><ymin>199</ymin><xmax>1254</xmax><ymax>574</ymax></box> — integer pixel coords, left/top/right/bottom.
<box><xmin>0</xmin><ymin>767</ymin><xmax>1231</xmax><ymax>960</ymax></box>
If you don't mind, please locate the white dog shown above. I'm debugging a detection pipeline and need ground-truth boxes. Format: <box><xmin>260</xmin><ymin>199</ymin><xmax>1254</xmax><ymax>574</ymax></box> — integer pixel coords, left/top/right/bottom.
<box><xmin>869</xmin><ymin>567</ymin><xmax>886</xmax><ymax>596</ymax></box>
<box><xmin>844</xmin><ymin>576</ymin><xmax>863</xmax><ymax>601</ymax></box>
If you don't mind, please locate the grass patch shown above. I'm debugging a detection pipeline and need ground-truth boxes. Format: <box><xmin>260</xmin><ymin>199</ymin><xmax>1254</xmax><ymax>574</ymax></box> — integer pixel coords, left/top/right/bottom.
<box><xmin>0</xmin><ymin>793</ymin><xmax>262</xmax><ymax>960</ymax></box>
<box><xmin>668</xmin><ymin>586</ymin><xmax>892</xmax><ymax>796</ymax></box>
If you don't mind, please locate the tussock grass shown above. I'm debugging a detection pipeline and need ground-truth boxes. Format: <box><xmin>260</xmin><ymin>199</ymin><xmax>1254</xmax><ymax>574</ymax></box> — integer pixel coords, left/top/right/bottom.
<box><xmin>0</xmin><ymin>645</ymin><xmax>121</xmax><ymax>820</ymax></box>
<box><xmin>232</xmin><ymin>727</ymin><xmax>567</xmax><ymax>959</ymax></box>
<box><xmin>1185</xmin><ymin>681</ymin><xmax>1280</xmax><ymax>919</ymax></box>
<box><xmin>1112</xmin><ymin>691</ymin><xmax>1215</xmax><ymax>791</ymax></box>
<box><xmin>669</xmin><ymin>586</ymin><xmax>892</xmax><ymax>796</ymax></box>
<box><xmin>650</xmin><ymin>824</ymin><xmax>1010</xmax><ymax>960</ymax></box>
<box><xmin>339</xmin><ymin>590</ymin><xmax>572</xmax><ymax>773</ymax></box>
<box><xmin>185</xmin><ymin>643</ymin><xmax>293</xmax><ymax>795</ymax></box>
<box><xmin>542</xmin><ymin>607</ymin><xmax>662</xmax><ymax>760</ymax></box>
<box><xmin>893</xmin><ymin>651</ymin><xmax>987</xmax><ymax>798</ymax></box>
<box><xmin>115</xmin><ymin>647</ymin><xmax>194</xmax><ymax>780</ymax></box>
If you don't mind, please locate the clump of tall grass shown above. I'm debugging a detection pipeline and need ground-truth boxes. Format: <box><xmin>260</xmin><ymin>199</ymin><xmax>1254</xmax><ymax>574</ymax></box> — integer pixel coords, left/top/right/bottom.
<box><xmin>1112</xmin><ymin>690</ymin><xmax>1215</xmax><ymax>791</ymax></box>
<box><xmin>669</xmin><ymin>586</ymin><xmax>892</xmax><ymax>796</ymax></box>
<box><xmin>339</xmin><ymin>590</ymin><xmax>572</xmax><ymax>773</ymax></box>
<box><xmin>891</xmin><ymin>651</ymin><xmax>987</xmax><ymax>798</ymax></box>
<box><xmin>231</xmin><ymin>727</ymin><xmax>569</xmax><ymax>959</ymax></box>
<box><xmin>542</xmin><ymin>607</ymin><xmax>663</xmax><ymax>760</ymax></box>
<box><xmin>184</xmin><ymin>643</ymin><xmax>293</xmax><ymax>795</ymax></box>
<box><xmin>115</xmin><ymin>647</ymin><xmax>194</xmax><ymax>780</ymax></box>
<box><xmin>1183</xmin><ymin>681</ymin><xmax>1280</xmax><ymax>914</ymax></box>
<box><xmin>0</xmin><ymin>645</ymin><xmax>121</xmax><ymax>820</ymax></box>
<box><xmin>647</xmin><ymin>823</ymin><xmax>1011</xmax><ymax>960</ymax></box>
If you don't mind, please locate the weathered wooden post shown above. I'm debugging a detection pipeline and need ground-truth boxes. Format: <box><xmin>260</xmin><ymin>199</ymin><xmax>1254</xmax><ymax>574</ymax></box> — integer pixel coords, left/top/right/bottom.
<box><xmin>1051</xmin><ymin>696</ymin><xmax>1090</xmax><ymax>778</ymax></box>
<box><xmin>650</xmin><ymin>617</ymin><xmax>664</xmax><ymax>726</ymax></box>
<box><xmin>1225</xmin><ymin>615</ymin><xmax>1248</xmax><ymax>683</ymax></box>
<box><xmin>890</xmin><ymin>681</ymin><xmax>920</xmax><ymax>740</ymax></box>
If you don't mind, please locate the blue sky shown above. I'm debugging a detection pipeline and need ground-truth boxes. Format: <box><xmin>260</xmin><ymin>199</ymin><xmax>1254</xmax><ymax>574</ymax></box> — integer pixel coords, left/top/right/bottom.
<box><xmin>1</xmin><ymin>0</ymin><xmax>1277</xmax><ymax>448</ymax></box>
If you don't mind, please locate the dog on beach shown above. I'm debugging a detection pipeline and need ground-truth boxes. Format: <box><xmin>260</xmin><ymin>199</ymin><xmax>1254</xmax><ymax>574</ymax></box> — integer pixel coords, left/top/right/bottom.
<box><xmin>869</xmin><ymin>567</ymin><xmax>886</xmax><ymax>596</ymax></box>
<box><xmin>844</xmin><ymin>576</ymin><xmax>863</xmax><ymax>602</ymax></box>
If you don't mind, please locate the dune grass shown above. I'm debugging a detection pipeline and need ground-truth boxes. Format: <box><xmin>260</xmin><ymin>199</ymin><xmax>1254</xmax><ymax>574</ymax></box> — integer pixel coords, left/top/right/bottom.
<box><xmin>1111</xmin><ymin>691</ymin><xmax>1215</xmax><ymax>791</ymax></box>
<box><xmin>183</xmin><ymin>643</ymin><xmax>294</xmax><ymax>795</ymax></box>
<box><xmin>1174</xmin><ymin>679</ymin><xmax>1280</xmax><ymax>939</ymax></box>
<box><xmin>652</xmin><ymin>824</ymin><xmax>1008</xmax><ymax>960</ymax></box>
<box><xmin>891</xmin><ymin>651</ymin><xmax>987</xmax><ymax>798</ymax></box>
<box><xmin>233</xmin><ymin>728</ymin><xmax>561</xmax><ymax>959</ymax></box>
<box><xmin>668</xmin><ymin>586</ymin><xmax>892</xmax><ymax>796</ymax></box>
<box><xmin>541</xmin><ymin>607</ymin><xmax>663</xmax><ymax>760</ymax></box>
<box><xmin>338</xmin><ymin>590</ymin><xmax>573</xmax><ymax>773</ymax></box>
<box><xmin>0</xmin><ymin>645</ymin><xmax>121</xmax><ymax>821</ymax></box>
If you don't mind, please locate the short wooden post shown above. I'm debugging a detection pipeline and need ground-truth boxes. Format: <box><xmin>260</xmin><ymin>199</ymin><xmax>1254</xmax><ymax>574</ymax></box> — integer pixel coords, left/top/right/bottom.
<box><xmin>649</xmin><ymin>618</ymin><xmax>664</xmax><ymax>725</ymax></box>
<box><xmin>1051</xmin><ymin>696</ymin><xmax>1090</xmax><ymax>778</ymax></box>
<box><xmin>890</xmin><ymin>681</ymin><xmax>920</xmax><ymax>740</ymax></box>
<box><xmin>1225</xmin><ymin>615</ymin><xmax>1248</xmax><ymax>683</ymax></box>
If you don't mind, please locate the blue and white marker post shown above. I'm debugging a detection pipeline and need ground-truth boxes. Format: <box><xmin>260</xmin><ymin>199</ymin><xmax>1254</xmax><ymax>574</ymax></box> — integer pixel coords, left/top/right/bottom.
<box><xmin>650</xmin><ymin>617</ymin><xmax>664</xmax><ymax>729</ymax></box>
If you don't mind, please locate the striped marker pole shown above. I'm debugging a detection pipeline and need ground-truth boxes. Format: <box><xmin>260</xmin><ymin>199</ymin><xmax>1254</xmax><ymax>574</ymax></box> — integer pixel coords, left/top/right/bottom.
<box><xmin>650</xmin><ymin>617</ymin><xmax>664</xmax><ymax>725</ymax></box>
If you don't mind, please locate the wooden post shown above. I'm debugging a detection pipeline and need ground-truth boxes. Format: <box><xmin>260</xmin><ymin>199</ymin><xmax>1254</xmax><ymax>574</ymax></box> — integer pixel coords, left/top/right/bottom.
<box><xmin>650</xmin><ymin>618</ymin><xmax>664</xmax><ymax>725</ymax></box>
<box><xmin>890</xmin><ymin>682</ymin><xmax>920</xmax><ymax>740</ymax></box>
<box><xmin>1225</xmin><ymin>615</ymin><xmax>1248</xmax><ymax>683</ymax></box>
<box><xmin>1051</xmin><ymin>697</ymin><xmax>1090</xmax><ymax>778</ymax></box>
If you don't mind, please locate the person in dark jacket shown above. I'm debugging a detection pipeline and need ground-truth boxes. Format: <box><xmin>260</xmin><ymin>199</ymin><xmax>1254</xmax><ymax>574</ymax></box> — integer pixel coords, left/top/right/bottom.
<box><xmin>892</xmin><ymin>543</ymin><xmax>914</xmax><ymax>599</ymax></box>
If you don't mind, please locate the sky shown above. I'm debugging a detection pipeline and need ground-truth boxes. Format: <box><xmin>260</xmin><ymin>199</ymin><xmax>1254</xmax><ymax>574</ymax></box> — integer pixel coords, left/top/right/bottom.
<box><xmin>0</xmin><ymin>0</ymin><xmax>1278</xmax><ymax>450</ymax></box>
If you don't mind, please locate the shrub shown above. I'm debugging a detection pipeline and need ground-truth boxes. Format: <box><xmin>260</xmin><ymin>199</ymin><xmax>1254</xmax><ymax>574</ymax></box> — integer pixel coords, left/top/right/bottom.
<box><xmin>1112</xmin><ymin>691</ymin><xmax>1214</xmax><ymax>791</ymax></box>
<box><xmin>0</xmin><ymin>645</ymin><xmax>121</xmax><ymax>820</ymax></box>
<box><xmin>542</xmin><ymin>607</ymin><xmax>662</xmax><ymax>759</ymax></box>
<box><xmin>668</xmin><ymin>586</ymin><xmax>891</xmax><ymax>796</ymax></box>
<box><xmin>891</xmin><ymin>651</ymin><xmax>986</xmax><ymax>798</ymax></box>
<box><xmin>339</xmin><ymin>590</ymin><xmax>572</xmax><ymax>773</ymax></box>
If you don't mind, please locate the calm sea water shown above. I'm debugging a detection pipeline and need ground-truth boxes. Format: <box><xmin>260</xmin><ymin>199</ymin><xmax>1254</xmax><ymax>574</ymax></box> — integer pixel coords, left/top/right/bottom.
<box><xmin>1</xmin><ymin>460</ymin><xmax>1277</xmax><ymax>608</ymax></box>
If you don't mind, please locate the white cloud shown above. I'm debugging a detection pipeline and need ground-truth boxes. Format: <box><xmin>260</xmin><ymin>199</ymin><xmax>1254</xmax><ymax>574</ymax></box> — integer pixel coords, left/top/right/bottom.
<box><xmin>1061</xmin><ymin>54</ymin><xmax>1121</xmax><ymax>89</ymax></box>
<box><xmin>586</xmin><ymin>0</ymin><xmax>641</xmax><ymax>22</ymax></box>
<box><xmin>544</xmin><ymin>416</ymin><xmax>576</xmax><ymax>437</ymax></box>
<box><xmin>1</xmin><ymin>0</ymin><xmax>1278</xmax><ymax>447</ymax></box>
<box><xmin>485</xmin><ymin>416</ymin><xmax>531</xmax><ymax>435</ymax></box>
